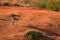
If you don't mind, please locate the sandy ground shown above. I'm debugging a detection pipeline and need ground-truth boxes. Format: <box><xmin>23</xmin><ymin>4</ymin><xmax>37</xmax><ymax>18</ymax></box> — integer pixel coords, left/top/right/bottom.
<box><xmin>0</xmin><ymin>6</ymin><xmax>60</xmax><ymax>40</ymax></box>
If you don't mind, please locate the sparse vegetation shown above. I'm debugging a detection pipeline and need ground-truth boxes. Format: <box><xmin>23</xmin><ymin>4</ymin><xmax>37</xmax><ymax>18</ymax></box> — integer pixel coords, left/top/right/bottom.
<box><xmin>24</xmin><ymin>30</ymin><xmax>43</xmax><ymax>40</ymax></box>
<box><xmin>32</xmin><ymin>0</ymin><xmax>60</xmax><ymax>11</ymax></box>
<box><xmin>46</xmin><ymin>1</ymin><xmax>60</xmax><ymax>11</ymax></box>
<box><xmin>24</xmin><ymin>30</ymin><xmax>55</xmax><ymax>40</ymax></box>
<box><xmin>32</xmin><ymin>0</ymin><xmax>47</xmax><ymax>9</ymax></box>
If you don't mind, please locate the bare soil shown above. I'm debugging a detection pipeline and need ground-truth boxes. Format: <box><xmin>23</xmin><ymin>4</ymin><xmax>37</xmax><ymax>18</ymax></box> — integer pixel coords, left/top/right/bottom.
<box><xmin>0</xmin><ymin>6</ymin><xmax>60</xmax><ymax>40</ymax></box>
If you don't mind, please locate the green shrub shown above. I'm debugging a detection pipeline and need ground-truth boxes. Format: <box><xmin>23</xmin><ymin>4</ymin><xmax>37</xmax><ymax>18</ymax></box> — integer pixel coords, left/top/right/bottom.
<box><xmin>24</xmin><ymin>30</ymin><xmax>43</xmax><ymax>40</ymax></box>
<box><xmin>46</xmin><ymin>1</ymin><xmax>60</xmax><ymax>11</ymax></box>
<box><xmin>32</xmin><ymin>0</ymin><xmax>47</xmax><ymax>8</ymax></box>
<box><xmin>32</xmin><ymin>0</ymin><xmax>60</xmax><ymax>11</ymax></box>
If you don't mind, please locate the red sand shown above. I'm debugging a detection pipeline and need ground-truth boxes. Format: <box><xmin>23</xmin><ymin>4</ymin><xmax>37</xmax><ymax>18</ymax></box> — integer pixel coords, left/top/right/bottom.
<box><xmin>0</xmin><ymin>6</ymin><xmax>60</xmax><ymax>40</ymax></box>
